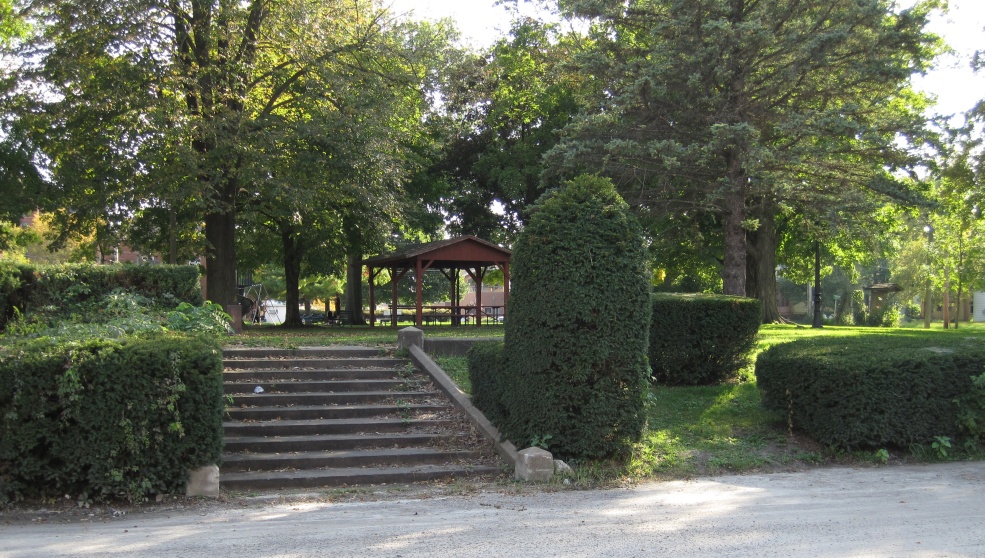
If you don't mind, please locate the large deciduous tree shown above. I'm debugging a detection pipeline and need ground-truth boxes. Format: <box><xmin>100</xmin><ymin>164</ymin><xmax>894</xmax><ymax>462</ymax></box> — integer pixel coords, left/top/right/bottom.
<box><xmin>431</xmin><ymin>18</ymin><xmax>585</xmax><ymax>241</ymax></box>
<box><xmin>232</xmin><ymin>18</ymin><xmax>452</xmax><ymax>326</ymax></box>
<box><xmin>545</xmin><ymin>0</ymin><xmax>940</xmax><ymax>320</ymax></box>
<box><xmin>6</xmin><ymin>0</ymin><xmax>426</xmax><ymax>305</ymax></box>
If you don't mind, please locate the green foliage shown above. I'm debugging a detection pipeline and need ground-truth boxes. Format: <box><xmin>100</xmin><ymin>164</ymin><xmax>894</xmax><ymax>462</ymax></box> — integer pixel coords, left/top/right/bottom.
<box><xmin>851</xmin><ymin>290</ymin><xmax>867</xmax><ymax>325</ymax></box>
<box><xmin>499</xmin><ymin>175</ymin><xmax>651</xmax><ymax>459</ymax></box>
<box><xmin>931</xmin><ymin>435</ymin><xmax>952</xmax><ymax>459</ymax></box>
<box><xmin>755</xmin><ymin>333</ymin><xmax>985</xmax><ymax>450</ymax></box>
<box><xmin>166</xmin><ymin>302</ymin><xmax>234</xmax><ymax>335</ymax></box>
<box><xmin>0</xmin><ymin>263</ymin><xmax>202</xmax><ymax>330</ymax></box>
<box><xmin>874</xmin><ymin>448</ymin><xmax>890</xmax><ymax>464</ymax></box>
<box><xmin>649</xmin><ymin>293</ymin><xmax>761</xmax><ymax>386</ymax></box>
<box><xmin>955</xmin><ymin>373</ymin><xmax>985</xmax><ymax>442</ymax></box>
<box><xmin>878</xmin><ymin>306</ymin><xmax>903</xmax><ymax>328</ymax></box>
<box><xmin>0</xmin><ymin>333</ymin><xmax>224</xmax><ymax>503</ymax></box>
<box><xmin>466</xmin><ymin>341</ymin><xmax>507</xmax><ymax>426</ymax></box>
<box><xmin>548</xmin><ymin>0</ymin><xmax>940</xmax><ymax>301</ymax></box>
<box><xmin>437</xmin><ymin>19</ymin><xmax>585</xmax><ymax>239</ymax></box>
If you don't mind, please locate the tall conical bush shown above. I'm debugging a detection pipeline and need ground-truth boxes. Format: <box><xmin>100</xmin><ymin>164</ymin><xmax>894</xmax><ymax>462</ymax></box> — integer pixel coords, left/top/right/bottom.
<box><xmin>500</xmin><ymin>175</ymin><xmax>650</xmax><ymax>459</ymax></box>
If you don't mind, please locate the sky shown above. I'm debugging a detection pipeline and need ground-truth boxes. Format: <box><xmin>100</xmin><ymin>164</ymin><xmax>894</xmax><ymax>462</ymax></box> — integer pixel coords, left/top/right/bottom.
<box><xmin>387</xmin><ymin>0</ymin><xmax>985</xmax><ymax>119</ymax></box>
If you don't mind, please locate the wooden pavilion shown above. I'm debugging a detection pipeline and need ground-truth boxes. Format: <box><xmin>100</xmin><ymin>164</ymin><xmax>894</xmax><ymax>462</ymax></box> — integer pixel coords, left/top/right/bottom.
<box><xmin>362</xmin><ymin>236</ymin><xmax>511</xmax><ymax>327</ymax></box>
<box><xmin>863</xmin><ymin>282</ymin><xmax>904</xmax><ymax>315</ymax></box>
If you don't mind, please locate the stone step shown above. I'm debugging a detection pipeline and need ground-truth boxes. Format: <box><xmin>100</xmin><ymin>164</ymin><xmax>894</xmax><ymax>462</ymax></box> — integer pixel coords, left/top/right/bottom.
<box><xmin>222</xmin><ymin>447</ymin><xmax>488</xmax><ymax>473</ymax></box>
<box><xmin>228</xmin><ymin>390</ymin><xmax>438</xmax><ymax>407</ymax></box>
<box><xmin>223</xmin><ymin>346</ymin><xmax>382</xmax><ymax>360</ymax></box>
<box><xmin>222</xmin><ymin>417</ymin><xmax>455</xmax><ymax>437</ymax></box>
<box><xmin>218</xmin><ymin>346</ymin><xmax>502</xmax><ymax>491</ymax></box>
<box><xmin>224</xmin><ymin>379</ymin><xmax>416</xmax><ymax>394</ymax></box>
<box><xmin>224</xmin><ymin>403</ymin><xmax>452</xmax><ymax>422</ymax></box>
<box><xmin>222</xmin><ymin>369</ymin><xmax>403</xmax><ymax>382</ymax></box>
<box><xmin>223</xmin><ymin>433</ymin><xmax>451</xmax><ymax>453</ymax></box>
<box><xmin>220</xmin><ymin>464</ymin><xmax>503</xmax><ymax>491</ymax></box>
<box><xmin>223</xmin><ymin>358</ymin><xmax>406</xmax><ymax>370</ymax></box>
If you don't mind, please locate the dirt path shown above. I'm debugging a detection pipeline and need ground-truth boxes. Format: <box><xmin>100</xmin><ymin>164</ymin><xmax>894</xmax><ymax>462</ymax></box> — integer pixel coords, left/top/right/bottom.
<box><xmin>2</xmin><ymin>462</ymin><xmax>984</xmax><ymax>557</ymax></box>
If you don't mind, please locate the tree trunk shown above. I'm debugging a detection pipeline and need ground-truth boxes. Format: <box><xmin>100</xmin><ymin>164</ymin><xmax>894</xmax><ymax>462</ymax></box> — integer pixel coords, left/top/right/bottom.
<box><xmin>942</xmin><ymin>275</ymin><xmax>951</xmax><ymax>329</ymax></box>
<box><xmin>344</xmin><ymin>216</ymin><xmax>367</xmax><ymax>325</ymax></box>
<box><xmin>168</xmin><ymin>205</ymin><xmax>178</xmax><ymax>265</ymax></box>
<box><xmin>281</xmin><ymin>225</ymin><xmax>303</xmax><ymax>327</ymax></box>
<box><xmin>746</xmin><ymin>206</ymin><xmax>780</xmax><ymax>323</ymax></box>
<box><xmin>722</xmin><ymin>186</ymin><xmax>747</xmax><ymax>296</ymax></box>
<box><xmin>923</xmin><ymin>284</ymin><xmax>932</xmax><ymax>329</ymax></box>
<box><xmin>204</xmin><ymin>208</ymin><xmax>237</xmax><ymax>305</ymax></box>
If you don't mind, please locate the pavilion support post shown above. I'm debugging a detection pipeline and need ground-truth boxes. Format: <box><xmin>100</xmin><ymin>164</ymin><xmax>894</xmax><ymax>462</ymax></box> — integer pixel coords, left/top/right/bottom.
<box><xmin>386</xmin><ymin>268</ymin><xmax>409</xmax><ymax>328</ymax></box>
<box><xmin>368</xmin><ymin>266</ymin><xmax>375</xmax><ymax>328</ymax></box>
<box><xmin>476</xmin><ymin>266</ymin><xmax>486</xmax><ymax>327</ymax></box>
<box><xmin>391</xmin><ymin>267</ymin><xmax>399</xmax><ymax>328</ymax></box>
<box><xmin>502</xmin><ymin>261</ymin><xmax>510</xmax><ymax>315</ymax></box>
<box><xmin>440</xmin><ymin>267</ymin><xmax>460</xmax><ymax>327</ymax></box>
<box><xmin>415</xmin><ymin>259</ymin><xmax>424</xmax><ymax>327</ymax></box>
<box><xmin>465</xmin><ymin>266</ymin><xmax>488</xmax><ymax>327</ymax></box>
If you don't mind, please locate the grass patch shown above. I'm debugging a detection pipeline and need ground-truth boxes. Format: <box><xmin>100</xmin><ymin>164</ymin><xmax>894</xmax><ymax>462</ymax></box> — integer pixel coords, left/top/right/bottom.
<box><xmin>629</xmin><ymin>380</ymin><xmax>783</xmax><ymax>478</ymax></box>
<box><xmin>433</xmin><ymin>355</ymin><xmax>471</xmax><ymax>395</ymax></box>
<box><xmin>224</xmin><ymin>323</ymin><xmax>504</xmax><ymax>348</ymax></box>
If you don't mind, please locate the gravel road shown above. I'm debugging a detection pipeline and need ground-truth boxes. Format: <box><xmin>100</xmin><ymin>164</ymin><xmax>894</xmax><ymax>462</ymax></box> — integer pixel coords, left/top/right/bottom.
<box><xmin>2</xmin><ymin>462</ymin><xmax>984</xmax><ymax>557</ymax></box>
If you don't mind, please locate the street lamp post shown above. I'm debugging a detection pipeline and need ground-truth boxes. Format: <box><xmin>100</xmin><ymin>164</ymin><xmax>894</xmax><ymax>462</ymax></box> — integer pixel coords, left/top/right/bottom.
<box><xmin>812</xmin><ymin>240</ymin><xmax>823</xmax><ymax>329</ymax></box>
<box><xmin>924</xmin><ymin>225</ymin><xmax>933</xmax><ymax>329</ymax></box>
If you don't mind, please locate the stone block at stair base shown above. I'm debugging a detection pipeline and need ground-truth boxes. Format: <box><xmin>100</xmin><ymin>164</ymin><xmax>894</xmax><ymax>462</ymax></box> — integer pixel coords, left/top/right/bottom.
<box><xmin>554</xmin><ymin>459</ymin><xmax>574</xmax><ymax>477</ymax></box>
<box><xmin>186</xmin><ymin>465</ymin><xmax>220</xmax><ymax>497</ymax></box>
<box><xmin>398</xmin><ymin>327</ymin><xmax>424</xmax><ymax>350</ymax></box>
<box><xmin>515</xmin><ymin>447</ymin><xmax>554</xmax><ymax>482</ymax></box>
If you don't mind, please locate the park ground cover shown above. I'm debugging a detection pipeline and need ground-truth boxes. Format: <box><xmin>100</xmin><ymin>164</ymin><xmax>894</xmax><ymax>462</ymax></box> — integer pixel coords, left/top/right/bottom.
<box><xmin>224</xmin><ymin>322</ymin><xmax>985</xmax><ymax>486</ymax></box>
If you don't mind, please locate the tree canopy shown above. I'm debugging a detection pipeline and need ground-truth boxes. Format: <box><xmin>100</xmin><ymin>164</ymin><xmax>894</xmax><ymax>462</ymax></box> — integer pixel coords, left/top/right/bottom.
<box><xmin>545</xmin><ymin>0</ymin><xmax>942</xmax><ymax>319</ymax></box>
<box><xmin>4</xmin><ymin>0</ymin><xmax>449</xmax><ymax>309</ymax></box>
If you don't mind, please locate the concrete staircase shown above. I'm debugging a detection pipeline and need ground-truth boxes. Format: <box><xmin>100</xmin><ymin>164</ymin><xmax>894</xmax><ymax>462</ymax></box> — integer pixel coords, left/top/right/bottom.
<box><xmin>220</xmin><ymin>346</ymin><xmax>502</xmax><ymax>491</ymax></box>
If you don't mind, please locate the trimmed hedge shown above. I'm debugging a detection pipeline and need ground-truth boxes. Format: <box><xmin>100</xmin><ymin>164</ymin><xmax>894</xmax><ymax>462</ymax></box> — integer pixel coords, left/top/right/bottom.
<box><xmin>649</xmin><ymin>293</ymin><xmax>761</xmax><ymax>385</ymax></box>
<box><xmin>497</xmin><ymin>175</ymin><xmax>651</xmax><ymax>459</ymax></box>
<box><xmin>0</xmin><ymin>263</ymin><xmax>203</xmax><ymax>329</ymax></box>
<box><xmin>0</xmin><ymin>333</ymin><xmax>224</xmax><ymax>503</ymax></box>
<box><xmin>755</xmin><ymin>334</ymin><xmax>985</xmax><ymax>450</ymax></box>
<box><xmin>467</xmin><ymin>341</ymin><xmax>508</xmax><ymax>428</ymax></box>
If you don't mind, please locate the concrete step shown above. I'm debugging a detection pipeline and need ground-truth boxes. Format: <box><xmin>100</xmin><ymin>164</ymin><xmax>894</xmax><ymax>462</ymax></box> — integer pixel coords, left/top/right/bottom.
<box><xmin>222</xmin><ymin>417</ymin><xmax>454</xmax><ymax>437</ymax></box>
<box><xmin>224</xmin><ymin>403</ymin><xmax>452</xmax><ymax>422</ymax></box>
<box><xmin>222</xmin><ymin>369</ymin><xmax>403</xmax><ymax>382</ymax></box>
<box><xmin>224</xmin><ymin>379</ymin><xmax>416</xmax><ymax>394</ymax></box>
<box><xmin>223</xmin><ymin>346</ymin><xmax>382</xmax><ymax>360</ymax></box>
<box><xmin>223</xmin><ymin>358</ymin><xmax>406</xmax><ymax>370</ymax></box>
<box><xmin>220</xmin><ymin>464</ymin><xmax>503</xmax><ymax>491</ymax></box>
<box><xmin>223</xmin><ymin>433</ymin><xmax>451</xmax><ymax>453</ymax></box>
<box><xmin>218</xmin><ymin>346</ymin><xmax>503</xmax><ymax>491</ymax></box>
<box><xmin>228</xmin><ymin>390</ymin><xmax>439</xmax><ymax>407</ymax></box>
<box><xmin>222</xmin><ymin>447</ymin><xmax>488</xmax><ymax>472</ymax></box>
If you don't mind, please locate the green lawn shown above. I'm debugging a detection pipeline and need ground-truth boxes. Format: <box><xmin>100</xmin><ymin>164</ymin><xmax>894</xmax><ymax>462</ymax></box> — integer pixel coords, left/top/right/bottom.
<box><xmin>224</xmin><ymin>323</ymin><xmax>505</xmax><ymax>348</ymax></box>
<box><xmin>231</xmin><ymin>321</ymin><xmax>985</xmax><ymax>485</ymax></box>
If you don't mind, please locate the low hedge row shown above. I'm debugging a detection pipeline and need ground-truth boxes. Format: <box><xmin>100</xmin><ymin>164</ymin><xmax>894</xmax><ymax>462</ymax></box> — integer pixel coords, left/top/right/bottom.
<box><xmin>755</xmin><ymin>334</ymin><xmax>985</xmax><ymax>450</ymax></box>
<box><xmin>0</xmin><ymin>333</ymin><xmax>224</xmax><ymax>503</ymax></box>
<box><xmin>0</xmin><ymin>262</ymin><xmax>203</xmax><ymax>329</ymax></box>
<box><xmin>649</xmin><ymin>293</ymin><xmax>761</xmax><ymax>385</ymax></box>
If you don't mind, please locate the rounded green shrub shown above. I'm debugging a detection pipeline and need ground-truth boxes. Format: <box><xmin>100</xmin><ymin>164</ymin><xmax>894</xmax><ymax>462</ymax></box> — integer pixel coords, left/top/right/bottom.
<box><xmin>500</xmin><ymin>175</ymin><xmax>650</xmax><ymax>459</ymax></box>
<box><xmin>649</xmin><ymin>293</ymin><xmax>760</xmax><ymax>385</ymax></box>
